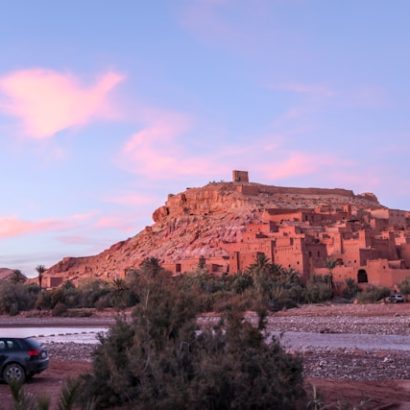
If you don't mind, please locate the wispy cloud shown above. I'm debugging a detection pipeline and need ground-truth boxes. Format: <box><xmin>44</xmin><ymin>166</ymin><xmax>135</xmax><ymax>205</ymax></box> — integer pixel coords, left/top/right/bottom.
<box><xmin>0</xmin><ymin>217</ymin><xmax>64</xmax><ymax>238</ymax></box>
<box><xmin>258</xmin><ymin>152</ymin><xmax>335</xmax><ymax>180</ymax></box>
<box><xmin>118</xmin><ymin>110</ymin><xmax>229</xmax><ymax>179</ymax></box>
<box><xmin>118</xmin><ymin>108</ymin><xmax>344</xmax><ymax>184</ymax></box>
<box><xmin>0</xmin><ymin>69</ymin><xmax>124</xmax><ymax>139</ymax></box>
<box><xmin>0</xmin><ymin>212</ymin><xmax>97</xmax><ymax>239</ymax></box>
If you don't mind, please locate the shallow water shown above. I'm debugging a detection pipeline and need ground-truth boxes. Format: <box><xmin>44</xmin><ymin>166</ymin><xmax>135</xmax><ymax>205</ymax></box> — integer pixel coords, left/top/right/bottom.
<box><xmin>0</xmin><ymin>327</ymin><xmax>107</xmax><ymax>344</ymax></box>
<box><xmin>270</xmin><ymin>331</ymin><xmax>410</xmax><ymax>352</ymax></box>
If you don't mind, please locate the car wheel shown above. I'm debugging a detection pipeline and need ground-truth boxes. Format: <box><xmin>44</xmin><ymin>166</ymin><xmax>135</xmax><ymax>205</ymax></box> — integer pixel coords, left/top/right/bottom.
<box><xmin>3</xmin><ymin>363</ymin><xmax>25</xmax><ymax>384</ymax></box>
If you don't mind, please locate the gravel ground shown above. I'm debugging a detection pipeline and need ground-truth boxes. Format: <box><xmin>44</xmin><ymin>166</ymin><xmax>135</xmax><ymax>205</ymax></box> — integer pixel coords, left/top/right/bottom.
<box><xmin>266</xmin><ymin>315</ymin><xmax>410</xmax><ymax>336</ymax></box>
<box><xmin>45</xmin><ymin>342</ymin><xmax>96</xmax><ymax>361</ymax></box>
<box><xmin>199</xmin><ymin>305</ymin><xmax>410</xmax><ymax>382</ymax></box>
<box><xmin>302</xmin><ymin>349</ymin><xmax>410</xmax><ymax>381</ymax></box>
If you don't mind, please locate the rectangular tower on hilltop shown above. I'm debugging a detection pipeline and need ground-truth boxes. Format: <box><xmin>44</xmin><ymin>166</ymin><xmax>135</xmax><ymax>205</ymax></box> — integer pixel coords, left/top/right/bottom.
<box><xmin>232</xmin><ymin>170</ymin><xmax>249</xmax><ymax>183</ymax></box>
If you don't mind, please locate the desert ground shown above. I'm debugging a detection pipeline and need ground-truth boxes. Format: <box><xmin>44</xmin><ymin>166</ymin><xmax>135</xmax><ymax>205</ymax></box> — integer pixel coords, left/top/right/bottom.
<box><xmin>1</xmin><ymin>304</ymin><xmax>410</xmax><ymax>409</ymax></box>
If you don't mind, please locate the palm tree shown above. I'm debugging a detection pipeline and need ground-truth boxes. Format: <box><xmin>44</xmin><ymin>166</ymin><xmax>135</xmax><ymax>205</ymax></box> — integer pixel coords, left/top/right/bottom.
<box><xmin>325</xmin><ymin>259</ymin><xmax>337</xmax><ymax>289</ymax></box>
<box><xmin>139</xmin><ymin>257</ymin><xmax>162</xmax><ymax>277</ymax></box>
<box><xmin>111</xmin><ymin>278</ymin><xmax>129</xmax><ymax>309</ymax></box>
<box><xmin>10</xmin><ymin>377</ymin><xmax>95</xmax><ymax>409</ymax></box>
<box><xmin>36</xmin><ymin>265</ymin><xmax>46</xmax><ymax>288</ymax></box>
<box><xmin>246</xmin><ymin>253</ymin><xmax>271</xmax><ymax>296</ymax></box>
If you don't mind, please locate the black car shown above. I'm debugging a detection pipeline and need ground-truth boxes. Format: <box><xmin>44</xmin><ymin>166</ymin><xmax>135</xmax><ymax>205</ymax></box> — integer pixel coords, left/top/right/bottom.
<box><xmin>0</xmin><ymin>337</ymin><xmax>49</xmax><ymax>383</ymax></box>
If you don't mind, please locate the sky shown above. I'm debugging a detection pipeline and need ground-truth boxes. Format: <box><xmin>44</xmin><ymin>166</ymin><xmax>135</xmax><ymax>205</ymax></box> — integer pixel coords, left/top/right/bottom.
<box><xmin>1</xmin><ymin>0</ymin><xmax>410</xmax><ymax>276</ymax></box>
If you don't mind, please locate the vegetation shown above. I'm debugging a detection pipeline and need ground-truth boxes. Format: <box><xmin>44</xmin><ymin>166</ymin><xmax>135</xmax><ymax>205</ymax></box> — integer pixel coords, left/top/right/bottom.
<box><xmin>342</xmin><ymin>278</ymin><xmax>360</xmax><ymax>299</ymax></box>
<box><xmin>399</xmin><ymin>276</ymin><xmax>410</xmax><ymax>295</ymax></box>
<box><xmin>79</xmin><ymin>265</ymin><xmax>305</xmax><ymax>409</ymax></box>
<box><xmin>0</xmin><ymin>281</ymin><xmax>40</xmax><ymax>315</ymax></box>
<box><xmin>35</xmin><ymin>265</ymin><xmax>46</xmax><ymax>288</ymax></box>
<box><xmin>0</xmin><ymin>256</ymin><xmax>356</xmax><ymax>316</ymax></box>
<box><xmin>356</xmin><ymin>286</ymin><xmax>390</xmax><ymax>303</ymax></box>
<box><xmin>9</xmin><ymin>378</ymin><xmax>94</xmax><ymax>410</ymax></box>
<box><xmin>304</xmin><ymin>275</ymin><xmax>334</xmax><ymax>304</ymax></box>
<box><xmin>3</xmin><ymin>257</ymin><xmax>392</xmax><ymax>409</ymax></box>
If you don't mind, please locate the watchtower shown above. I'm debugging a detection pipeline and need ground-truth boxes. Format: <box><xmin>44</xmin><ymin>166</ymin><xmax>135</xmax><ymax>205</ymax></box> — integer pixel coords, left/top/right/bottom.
<box><xmin>232</xmin><ymin>170</ymin><xmax>249</xmax><ymax>183</ymax></box>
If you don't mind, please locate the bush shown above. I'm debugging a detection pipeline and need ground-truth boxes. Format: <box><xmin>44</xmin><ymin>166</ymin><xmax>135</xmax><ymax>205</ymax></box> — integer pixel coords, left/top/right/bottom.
<box><xmin>77</xmin><ymin>279</ymin><xmax>111</xmax><ymax>307</ymax></box>
<box><xmin>0</xmin><ymin>282</ymin><xmax>38</xmax><ymax>314</ymax></box>
<box><xmin>304</xmin><ymin>275</ymin><xmax>334</xmax><ymax>304</ymax></box>
<box><xmin>80</xmin><ymin>275</ymin><xmax>305</xmax><ymax>409</ymax></box>
<box><xmin>356</xmin><ymin>286</ymin><xmax>390</xmax><ymax>303</ymax></box>
<box><xmin>245</xmin><ymin>256</ymin><xmax>306</xmax><ymax>310</ymax></box>
<box><xmin>342</xmin><ymin>278</ymin><xmax>359</xmax><ymax>299</ymax></box>
<box><xmin>399</xmin><ymin>277</ymin><xmax>410</xmax><ymax>295</ymax></box>
<box><xmin>52</xmin><ymin>302</ymin><xmax>67</xmax><ymax>317</ymax></box>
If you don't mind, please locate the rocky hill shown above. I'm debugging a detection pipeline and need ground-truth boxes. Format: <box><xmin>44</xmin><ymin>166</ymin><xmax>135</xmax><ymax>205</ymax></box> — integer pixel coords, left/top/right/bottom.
<box><xmin>44</xmin><ymin>174</ymin><xmax>385</xmax><ymax>284</ymax></box>
<box><xmin>0</xmin><ymin>268</ymin><xmax>26</xmax><ymax>281</ymax></box>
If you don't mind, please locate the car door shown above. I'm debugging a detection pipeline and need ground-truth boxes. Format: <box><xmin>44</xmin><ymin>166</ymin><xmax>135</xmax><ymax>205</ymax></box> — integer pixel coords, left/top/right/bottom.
<box><xmin>0</xmin><ymin>339</ymin><xmax>7</xmax><ymax>368</ymax></box>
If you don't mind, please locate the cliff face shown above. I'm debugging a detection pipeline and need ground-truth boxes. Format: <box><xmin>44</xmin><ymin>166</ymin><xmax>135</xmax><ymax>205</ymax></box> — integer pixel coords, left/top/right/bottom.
<box><xmin>45</xmin><ymin>181</ymin><xmax>383</xmax><ymax>283</ymax></box>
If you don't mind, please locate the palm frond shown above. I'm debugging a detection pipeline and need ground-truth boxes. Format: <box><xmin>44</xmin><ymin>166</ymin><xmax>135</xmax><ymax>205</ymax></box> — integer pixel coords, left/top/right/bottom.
<box><xmin>57</xmin><ymin>378</ymin><xmax>81</xmax><ymax>410</ymax></box>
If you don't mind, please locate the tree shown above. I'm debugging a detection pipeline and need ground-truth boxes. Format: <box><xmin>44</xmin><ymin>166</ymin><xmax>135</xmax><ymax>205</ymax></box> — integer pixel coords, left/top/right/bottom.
<box><xmin>325</xmin><ymin>259</ymin><xmax>337</xmax><ymax>289</ymax></box>
<box><xmin>80</xmin><ymin>274</ymin><xmax>305</xmax><ymax>409</ymax></box>
<box><xmin>139</xmin><ymin>257</ymin><xmax>162</xmax><ymax>277</ymax></box>
<box><xmin>10</xmin><ymin>270</ymin><xmax>26</xmax><ymax>284</ymax></box>
<box><xmin>35</xmin><ymin>265</ymin><xmax>46</xmax><ymax>289</ymax></box>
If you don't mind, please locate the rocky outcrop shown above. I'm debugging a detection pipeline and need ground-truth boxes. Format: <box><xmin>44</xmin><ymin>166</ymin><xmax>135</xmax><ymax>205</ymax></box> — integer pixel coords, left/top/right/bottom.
<box><xmin>0</xmin><ymin>268</ymin><xmax>26</xmax><ymax>281</ymax></box>
<box><xmin>44</xmin><ymin>180</ymin><xmax>384</xmax><ymax>284</ymax></box>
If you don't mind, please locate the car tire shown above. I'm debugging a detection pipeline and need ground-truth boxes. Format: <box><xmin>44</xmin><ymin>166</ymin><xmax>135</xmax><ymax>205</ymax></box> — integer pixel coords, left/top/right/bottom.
<box><xmin>3</xmin><ymin>363</ymin><xmax>26</xmax><ymax>384</ymax></box>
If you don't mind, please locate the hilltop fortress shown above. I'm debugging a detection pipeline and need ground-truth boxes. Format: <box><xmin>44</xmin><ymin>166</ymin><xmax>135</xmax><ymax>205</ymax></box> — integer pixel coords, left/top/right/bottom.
<box><xmin>44</xmin><ymin>171</ymin><xmax>410</xmax><ymax>289</ymax></box>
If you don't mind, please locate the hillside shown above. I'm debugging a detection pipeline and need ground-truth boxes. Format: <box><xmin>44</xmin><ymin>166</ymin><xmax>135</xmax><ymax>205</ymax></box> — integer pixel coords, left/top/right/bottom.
<box><xmin>0</xmin><ymin>268</ymin><xmax>25</xmax><ymax>281</ymax></box>
<box><xmin>43</xmin><ymin>172</ymin><xmax>387</xmax><ymax>286</ymax></box>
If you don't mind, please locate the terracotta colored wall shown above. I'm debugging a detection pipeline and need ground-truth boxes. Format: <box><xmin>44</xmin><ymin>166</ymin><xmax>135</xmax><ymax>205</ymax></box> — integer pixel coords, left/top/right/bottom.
<box><xmin>399</xmin><ymin>244</ymin><xmax>410</xmax><ymax>268</ymax></box>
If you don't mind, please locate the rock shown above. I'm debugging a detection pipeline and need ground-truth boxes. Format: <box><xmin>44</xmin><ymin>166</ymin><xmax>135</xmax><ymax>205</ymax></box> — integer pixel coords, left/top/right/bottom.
<box><xmin>42</xmin><ymin>177</ymin><xmax>399</xmax><ymax>285</ymax></box>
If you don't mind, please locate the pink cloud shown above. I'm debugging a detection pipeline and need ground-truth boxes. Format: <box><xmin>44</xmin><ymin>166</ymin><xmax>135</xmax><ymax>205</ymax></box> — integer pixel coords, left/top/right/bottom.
<box><xmin>0</xmin><ymin>212</ymin><xmax>97</xmax><ymax>239</ymax></box>
<box><xmin>329</xmin><ymin>171</ymin><xmax>381</xmax><ymax>192</ymax></box>
<box><xmin>118</xmin><ymin>110</ymin><xmax>341</xmax><ymax>183</ymax></box>
<box><xmin>0</xmin><ymin>217</ymin><xmax>64</xmax><ymax>238</ymax></box>
<box><xmin>119</xmin><ymin>111</ymin><xmax>229</xmax><ymax>179</ymax></box>
<box><xmin>258</xmin><ymin>152</ymin><xmax>335</xmax><ymax>180</ymax></box>
<box><xmin>0</xmin><ymin>69</ymin><xmax>124</xmax><ymax>139</ymax></box>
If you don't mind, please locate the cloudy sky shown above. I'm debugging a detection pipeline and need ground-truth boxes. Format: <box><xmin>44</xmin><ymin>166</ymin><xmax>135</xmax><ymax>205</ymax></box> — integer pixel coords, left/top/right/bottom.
<box><xmin>1</xmin><ymin>0</ymin><xmax>410</xmax><ymax>275</ymax></box>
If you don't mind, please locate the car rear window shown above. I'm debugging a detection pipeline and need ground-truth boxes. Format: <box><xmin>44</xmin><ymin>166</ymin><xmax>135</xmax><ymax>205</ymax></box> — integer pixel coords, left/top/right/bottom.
<box><xmin>24</xmin><ymin>338</ymin><xmax>43</xmax><ymax>349</ymax></box>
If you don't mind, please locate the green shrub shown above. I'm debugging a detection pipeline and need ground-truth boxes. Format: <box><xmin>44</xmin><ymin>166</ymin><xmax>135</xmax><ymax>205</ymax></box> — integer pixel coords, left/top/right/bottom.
<box><xmin>304</xmin><ymin>275</ymin><xmax>334</xmax><ymax>303</ymax></box>
<box><xmin>356</xmin><ymin>286</ymin><xmax>390</xmax><ymax>303</ymax></box>
<box><xmin>245</xmin><ymin>256</ymin><xmax>306</xmax><ymax>310</ymax></box>
<box><xmin>80</xmin><ymin>278</ymin><xmax>305</xmax><ymax>409</ymax></box>
<box><xmin>0</xmin><ymin>282</ymin><xmax>38</xmax><ymax>314</ymax></box>
<box><xmin>52</xmin><ymin>302</ymin><xmax>68</xmax><ymax>317</ymax></box>
<box><xmin>77</xmin><ymin>279</ymin><xmax>111</xmax><ymax>307</ymax></box>
<box><xmin>399</xmin><ymin>277</ymin><xmax>410</xmax><ymax>295</ymax></box>
<box><xmin>342</xmin><ymin>278</ymin><xmax>359</xmax><ymax>299</ymax></box>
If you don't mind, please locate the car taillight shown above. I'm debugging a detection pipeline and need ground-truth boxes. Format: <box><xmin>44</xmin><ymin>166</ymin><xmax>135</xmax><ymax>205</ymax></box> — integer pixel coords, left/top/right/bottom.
<box><xmin>27</xmin><ymin>349</ymin><xmax>40</xmax><ymax>358</ymax></box>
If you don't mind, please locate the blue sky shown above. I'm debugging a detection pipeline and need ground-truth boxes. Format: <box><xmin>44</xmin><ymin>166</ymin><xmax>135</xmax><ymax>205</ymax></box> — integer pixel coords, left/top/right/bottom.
<box><xmin>1</xmin><ymin>0</ymin><xmax>409</xmax><ymax>275</ymax></box>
